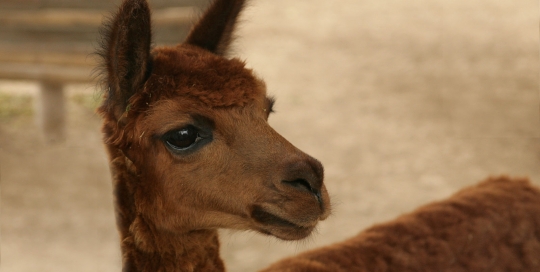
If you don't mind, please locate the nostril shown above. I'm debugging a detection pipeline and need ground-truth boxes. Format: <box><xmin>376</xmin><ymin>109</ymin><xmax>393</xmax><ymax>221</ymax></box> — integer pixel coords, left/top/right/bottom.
<box><xmin>283</xmin><ymin>178</ymin><xmax>313</xmax><ymax>193</ymax></box>
<box><xmin>280</xmin><ymin>157</ymin><xmax>324</xmax><ymax>206</ymax></box>
<box><xmin>282</xmin><ymin>179</ymin><xmax>322</xmax><ymax>206</ymax></box>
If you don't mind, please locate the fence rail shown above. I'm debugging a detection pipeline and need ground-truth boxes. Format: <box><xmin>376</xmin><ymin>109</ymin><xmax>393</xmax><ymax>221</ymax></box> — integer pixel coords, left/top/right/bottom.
<box><xmin>0</xmin><ymin>0</ymin><xmax>204</xmax><ymax>141</ymax></box>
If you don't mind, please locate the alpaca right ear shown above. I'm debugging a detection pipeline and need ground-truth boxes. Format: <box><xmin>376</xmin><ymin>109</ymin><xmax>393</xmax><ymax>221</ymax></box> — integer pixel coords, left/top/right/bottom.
<box><xmin>100</xmin><ymin>0</ymin><xmax>152</xmax><ymax>120</ymax></box>
<box><xmin>184</xmin><ymin>0</ymin><xmax>246</xmax><ymax>56</ymax></box>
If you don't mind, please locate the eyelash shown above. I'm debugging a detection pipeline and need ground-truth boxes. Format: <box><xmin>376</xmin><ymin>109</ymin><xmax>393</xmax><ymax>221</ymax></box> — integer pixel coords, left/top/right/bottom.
<box><xmin>161</xmin><ymin>125</ymin><xmax>212</xmax><ymax>154</ymax></box>
<box><xmin>267</xmin><ymin>97</ymin><xmax>276</xmax><ymax>113</ymax></box>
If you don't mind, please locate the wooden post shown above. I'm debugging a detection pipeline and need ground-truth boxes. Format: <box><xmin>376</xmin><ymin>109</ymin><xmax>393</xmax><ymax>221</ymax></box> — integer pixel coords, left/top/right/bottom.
<box><xmin>36</xmin><ymin>81</ymin><xmax>65</xmax><ymax>142</ymax></box>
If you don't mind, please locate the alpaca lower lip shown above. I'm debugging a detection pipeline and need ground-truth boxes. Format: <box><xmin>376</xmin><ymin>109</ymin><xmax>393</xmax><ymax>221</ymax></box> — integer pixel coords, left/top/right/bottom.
<box><xmin>251</xmin><ymin>207</ymin><xmax>317</xmax><ymax>240</ymax></box>
<box><xmin>251</xmin><ymin>205</ymin><xmax>319</xmax><ymax>228</ymax></box>
<box><xmin>252</xmin><ymin>208</ymin><xmax>300</xmax><ymax>228</ymax></box>
<box><xmin>258</xmin><ymin>222</ymin><xmax>315</xmax><ymax>241</ymax></box>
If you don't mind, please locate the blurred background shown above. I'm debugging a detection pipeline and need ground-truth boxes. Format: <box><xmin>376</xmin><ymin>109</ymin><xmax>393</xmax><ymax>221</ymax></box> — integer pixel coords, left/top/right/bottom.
<box><xmin>1</xmin><ymin>0</ymin><xmax>538</xmax><ymax>271</ymax></box>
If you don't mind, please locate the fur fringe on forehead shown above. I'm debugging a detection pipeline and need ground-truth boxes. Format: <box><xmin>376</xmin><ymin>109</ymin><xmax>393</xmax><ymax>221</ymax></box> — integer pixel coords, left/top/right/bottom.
<box><xmin>95</xmin><ymin>0</ymin><xmax>253</xmax><ymax>120</ymax></box>
<box><xmin>99</xmin><ymin>45</ymin><xmax>265</xmax><ymax>150</ymax></box>
<box><xmin>145</xmin><ymin>45</ymin><xmax>264</xmax><ymax>108</ymax></box>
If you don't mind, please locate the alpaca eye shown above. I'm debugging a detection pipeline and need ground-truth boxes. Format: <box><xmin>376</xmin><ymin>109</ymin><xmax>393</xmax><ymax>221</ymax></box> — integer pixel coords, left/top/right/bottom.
<box><xmin>163</xmin><ymin>126</ymin><xmax>201</xmax><ymax>150</ymax></box>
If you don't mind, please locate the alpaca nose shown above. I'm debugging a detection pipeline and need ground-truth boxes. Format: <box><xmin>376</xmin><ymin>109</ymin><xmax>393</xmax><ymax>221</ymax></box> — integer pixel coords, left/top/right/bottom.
<box><xmin>281</xmin><ymin>157</ymin><xmax>324</xmax><ymax>204</ymax></box>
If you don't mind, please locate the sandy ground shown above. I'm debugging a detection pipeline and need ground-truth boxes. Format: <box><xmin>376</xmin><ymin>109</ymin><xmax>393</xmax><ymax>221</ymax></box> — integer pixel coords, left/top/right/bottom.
<box><xmin>1</xmin><ymin>0</ymin><xmax>539</xmax><ymax>271</ymax></box>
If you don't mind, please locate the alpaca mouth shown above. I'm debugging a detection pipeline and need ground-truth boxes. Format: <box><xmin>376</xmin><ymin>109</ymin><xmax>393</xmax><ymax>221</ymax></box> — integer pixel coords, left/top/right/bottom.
<box><xmin>252</xmin><ymin>208</ymin><xmax>300</xmax><ymax>228</ymax></box>
<box><xmin>251</xmin><ymin>206</ymin><xmax>317</xmax><ymax>240</ymax></box>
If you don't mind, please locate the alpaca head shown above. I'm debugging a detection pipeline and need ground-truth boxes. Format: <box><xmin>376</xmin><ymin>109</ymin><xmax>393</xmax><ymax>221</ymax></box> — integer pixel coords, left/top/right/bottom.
<box><xmin>98</xmin><ymin>0</ymin><xmax>330</xmax><ymax>241</ymax></box>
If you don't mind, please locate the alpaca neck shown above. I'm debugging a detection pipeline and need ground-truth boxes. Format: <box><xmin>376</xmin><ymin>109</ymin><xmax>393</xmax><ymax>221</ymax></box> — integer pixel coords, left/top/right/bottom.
<box><xmin>107</xmin><ymin>146</ymin><xmax>225</xmax><ymax>272</ymax></box>
<box><xmin>121</xmin><ymin>227</ymin><xmax>224</xmax><ymax>272</ymax></box>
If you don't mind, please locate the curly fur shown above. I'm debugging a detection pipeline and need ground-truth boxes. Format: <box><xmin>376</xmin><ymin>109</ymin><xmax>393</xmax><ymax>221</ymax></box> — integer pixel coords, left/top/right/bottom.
<box><xmin>262</xmin><ymin>176</ymin><xmax>540</xmax><ymax>272</ymax></box>
<box><xmin>98</xmin><ymin>0</ymin><xmax>251</xmax><ymax>271</ymax></box>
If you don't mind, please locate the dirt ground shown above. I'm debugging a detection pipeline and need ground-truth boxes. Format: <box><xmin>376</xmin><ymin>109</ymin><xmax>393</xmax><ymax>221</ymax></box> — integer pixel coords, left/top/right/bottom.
<box><xmin>1</xmin><ymin>0</ymin><xmax>539</xmax><ymax>271</ymax></box>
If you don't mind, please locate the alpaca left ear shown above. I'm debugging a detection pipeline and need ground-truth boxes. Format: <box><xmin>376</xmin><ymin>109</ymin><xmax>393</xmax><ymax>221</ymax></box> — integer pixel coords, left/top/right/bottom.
<box><xmin>184</xmin><ymin>0</ymin><xmax>247</xmax><ymax>56</ymax></box>
<box><xmin>100</xmin><ymin>0</ymin><xmax>152</xmax><ymax>120</ymax></box>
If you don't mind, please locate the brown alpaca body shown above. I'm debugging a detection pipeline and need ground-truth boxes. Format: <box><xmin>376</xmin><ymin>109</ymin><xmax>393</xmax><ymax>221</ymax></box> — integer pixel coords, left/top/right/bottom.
<box><xmin>262</xmin><ymin>176</ymin><xmax>540</xmax><ymax>272</ymax></box>
<box><xmin>98</xmin><ymin>1</ymin><xmax>540</xmax><ymax>271</ymax></box>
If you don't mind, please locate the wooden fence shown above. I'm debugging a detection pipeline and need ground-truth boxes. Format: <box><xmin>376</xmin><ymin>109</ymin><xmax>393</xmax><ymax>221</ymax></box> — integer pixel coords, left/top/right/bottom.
<box><xmin>0</xmin><ymin>0</ymin><xmax>205</xmax><ymax>141</ymax></box>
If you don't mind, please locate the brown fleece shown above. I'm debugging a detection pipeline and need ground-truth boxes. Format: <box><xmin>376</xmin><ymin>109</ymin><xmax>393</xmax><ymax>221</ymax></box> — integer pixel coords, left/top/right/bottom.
<box><xmin>98</xmin><ymin>0</ymin><xmax>249</xmax><ymax>271</ymax></box>
<box><xmin>262</xmin><ymin>176</ymin><xmax>540</xmax><ymax>272</ymax></box>
<box><xmin>104</xmin><ymin>144</ymin><xmax>225</xmax><ymax>272</ymax></box>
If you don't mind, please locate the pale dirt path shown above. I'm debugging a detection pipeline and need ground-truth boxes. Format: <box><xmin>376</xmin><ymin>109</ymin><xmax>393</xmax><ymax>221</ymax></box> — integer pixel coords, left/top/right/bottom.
<box><xmin>1</xmin><ymin>0</ymin><xmax>539</xmax><ymax>271</ymax></box>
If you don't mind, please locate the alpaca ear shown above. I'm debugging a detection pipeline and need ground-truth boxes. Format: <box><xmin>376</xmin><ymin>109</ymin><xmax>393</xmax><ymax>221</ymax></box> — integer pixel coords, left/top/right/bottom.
<box><xmin>100</xmin><ymin>0</ymin><xmax>152</xmax><ymax>119</ymax></box>
<box><xmin>184</xmin><ymin>0</ymin><xmax>246</xmax><ymax>56</ymax></box>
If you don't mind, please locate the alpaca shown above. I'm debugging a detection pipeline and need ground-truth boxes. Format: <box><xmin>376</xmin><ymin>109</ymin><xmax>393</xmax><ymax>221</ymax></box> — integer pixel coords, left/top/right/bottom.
<box><xmin>98</xmin><ymin>0</ymin><xmax>540</xmax><ymax>271</ymax></box>
<box><xmin>98</xmin><ymin>0</ymin><xmax>329</xmax><ymax>270</ymax></box>
<box><xmin>262</xmin><ymin>176</ymin><xmax>540</xmax><ymax>272</ymax></box>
